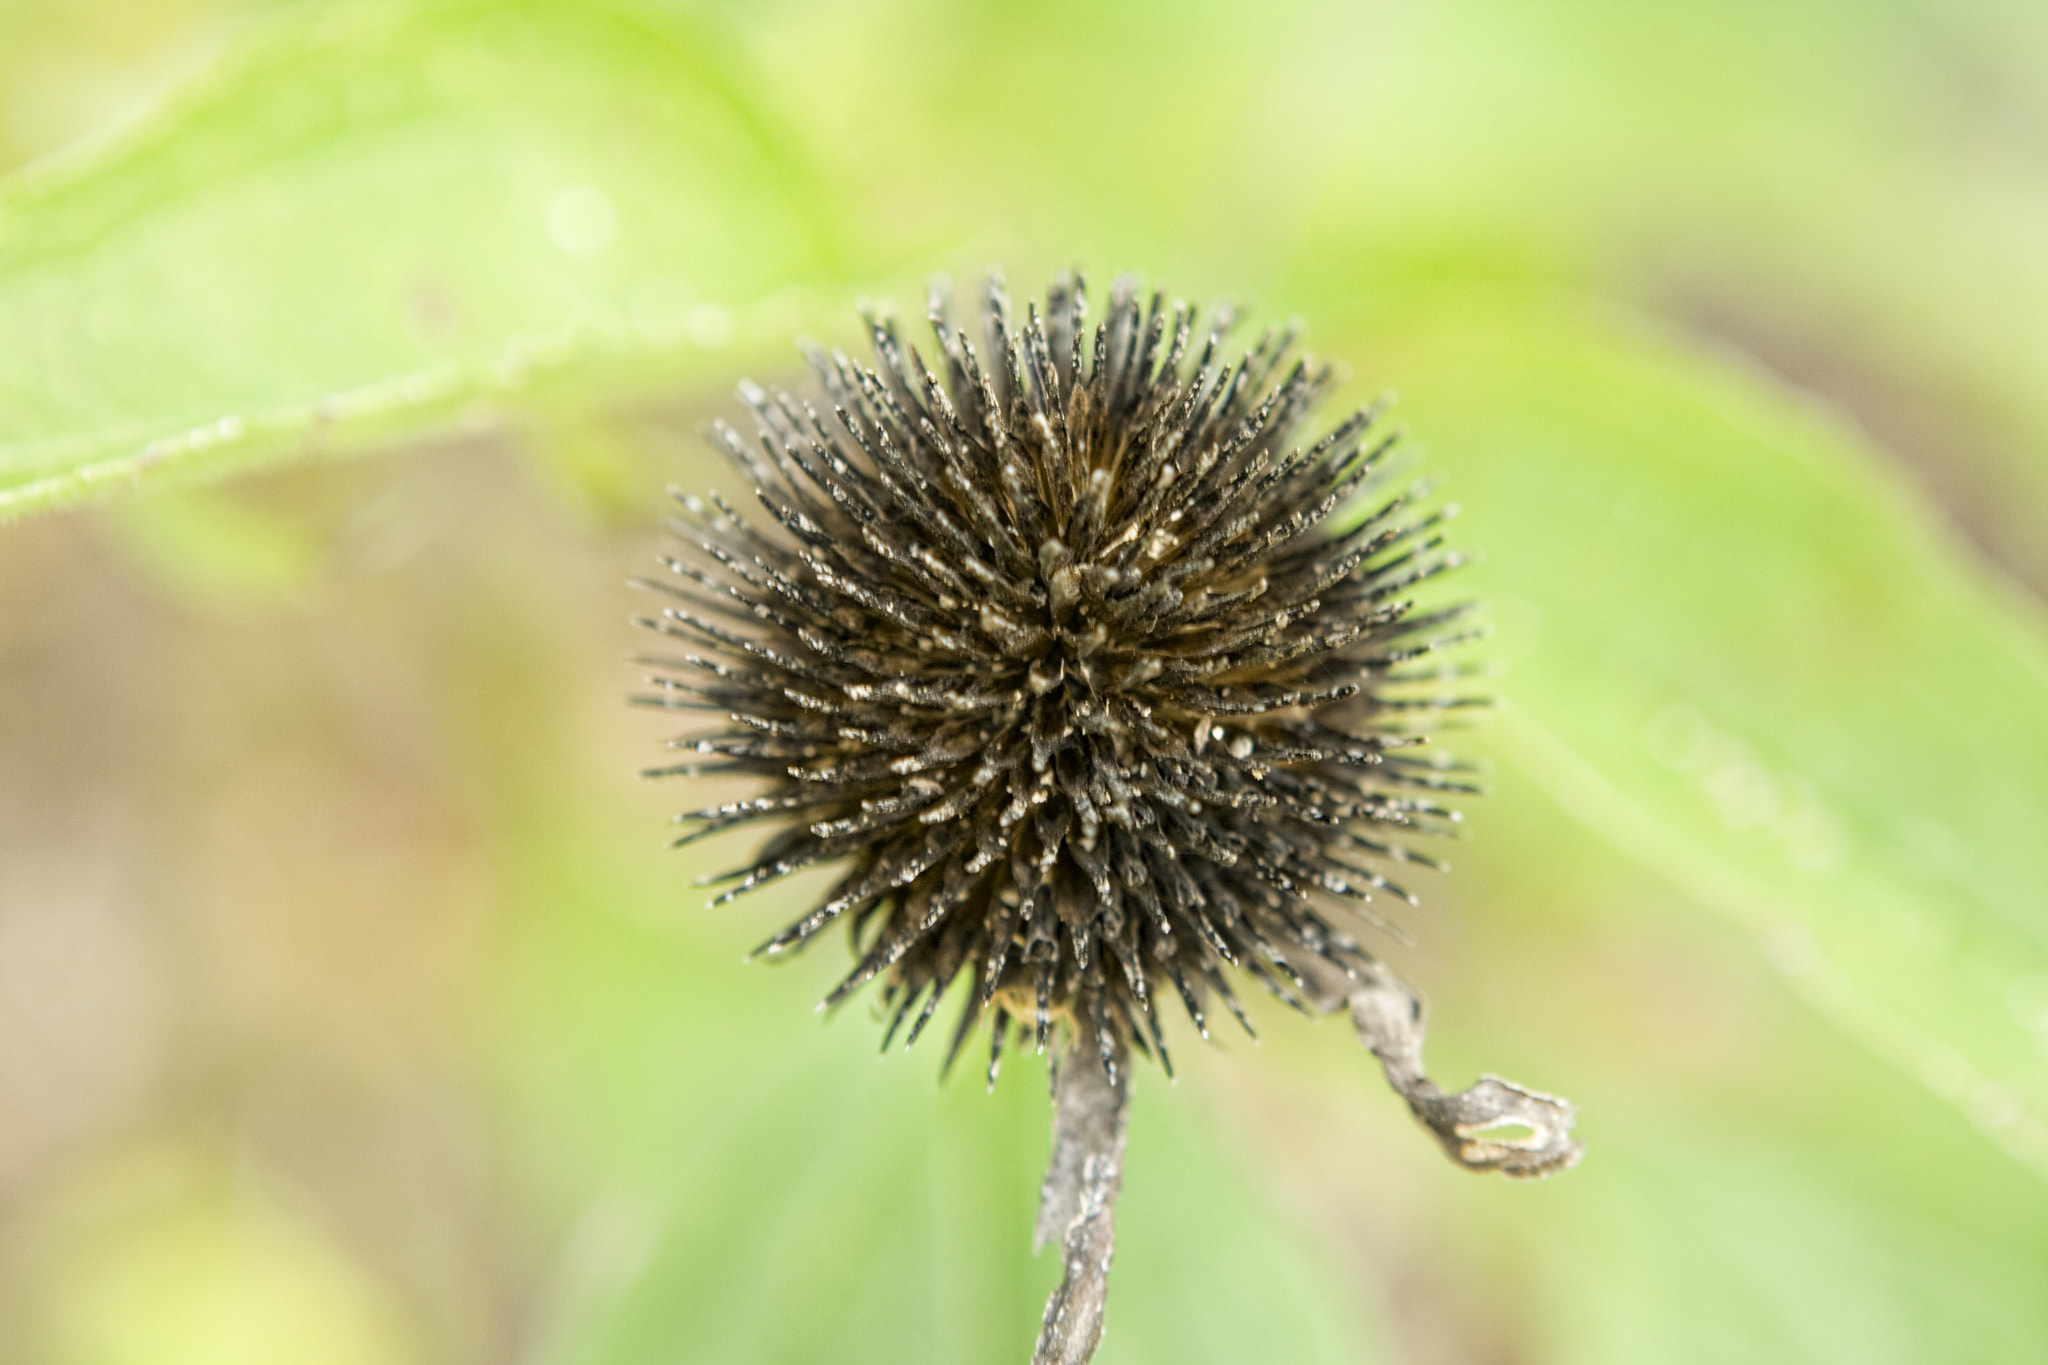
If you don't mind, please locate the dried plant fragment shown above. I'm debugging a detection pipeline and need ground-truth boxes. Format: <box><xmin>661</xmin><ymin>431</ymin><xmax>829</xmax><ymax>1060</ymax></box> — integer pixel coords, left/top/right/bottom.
<box><xmin>1295</xmin><ymin>955</ymin><xmax>1583</xmax><ymax>1177</ymax></box>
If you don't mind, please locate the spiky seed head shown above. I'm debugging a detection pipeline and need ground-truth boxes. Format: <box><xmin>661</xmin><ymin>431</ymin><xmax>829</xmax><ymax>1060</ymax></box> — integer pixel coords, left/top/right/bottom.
<box><xmin>636</xmin><ymin>270</ymin><xmax>1479</xmax><ymax>1085</ymax></box>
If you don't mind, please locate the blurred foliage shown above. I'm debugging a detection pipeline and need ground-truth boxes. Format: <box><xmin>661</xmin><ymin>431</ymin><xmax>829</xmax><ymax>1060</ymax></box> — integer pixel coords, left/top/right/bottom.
<box><xmin>3</xmin><ymin>1</ymin><xmax>2048</xmax><ymax>1363</ymax></box>
<box><xmin>0</xmin><ymin>0</ymin><xmax>841</xmax><ymax>516</ymax></box>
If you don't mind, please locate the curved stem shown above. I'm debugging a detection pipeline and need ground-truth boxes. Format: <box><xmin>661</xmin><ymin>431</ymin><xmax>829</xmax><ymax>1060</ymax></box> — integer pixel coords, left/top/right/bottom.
<box><xmin>1305</xmin><ymin>956</ymin><xmax>1583</xmax><ymax>1178</ymax></box>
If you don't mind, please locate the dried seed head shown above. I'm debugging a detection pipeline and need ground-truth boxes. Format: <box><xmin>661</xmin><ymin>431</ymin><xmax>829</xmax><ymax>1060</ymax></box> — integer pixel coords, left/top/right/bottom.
<box><xmin>637</xmin><ymin>269</ymin><xmax>1486</xmax><ymax>1080</ymax></box>
<box><xmin>640</xmin><ymin>270</ymin><xmax>1582</xmax><ymax>1364</ymax></box>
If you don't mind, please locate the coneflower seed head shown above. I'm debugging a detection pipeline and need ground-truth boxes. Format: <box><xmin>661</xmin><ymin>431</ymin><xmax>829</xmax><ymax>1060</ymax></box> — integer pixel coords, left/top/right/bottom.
<box><xmin>638</xmin><ymin>271</ymin><xmax>1477</xmax><ymax>1081</ymax></box>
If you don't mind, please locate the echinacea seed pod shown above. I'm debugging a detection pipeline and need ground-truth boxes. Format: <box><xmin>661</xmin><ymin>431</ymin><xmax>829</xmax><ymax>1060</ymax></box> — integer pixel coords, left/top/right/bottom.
<box><xmin>634</xmin><ymin>270</ymin><xmax>1580</xmax><ymax>1365</ymax></box>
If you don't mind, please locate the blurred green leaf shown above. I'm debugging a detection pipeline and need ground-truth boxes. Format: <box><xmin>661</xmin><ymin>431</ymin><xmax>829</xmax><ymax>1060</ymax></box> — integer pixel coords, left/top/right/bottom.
<box><xmin>1459</xmin><ymin>762</ymin><xmax>2048</xmax><ymax>1363</ymax></box>
<box><xmin>0</xmin><ymin>0</ymin><xmax>842</xmax><ymax>521</ymax></box>
<box><xmin>1541</xmin><ymin>1123</ymin><xmax>2048</xmax><ymax>1364</ymax></box>
<box><xmin>1350</xmin><ymin>296</ymin><xmax>2048</xmax><ymax>1178</ymax></box>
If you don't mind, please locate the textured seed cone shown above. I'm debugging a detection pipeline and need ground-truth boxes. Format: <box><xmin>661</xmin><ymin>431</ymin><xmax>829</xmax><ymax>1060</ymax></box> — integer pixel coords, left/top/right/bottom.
<box><xmin>636</xmin><ymin>271</ymin><xmax>1480</xmax><ymax>1084</ymax></box>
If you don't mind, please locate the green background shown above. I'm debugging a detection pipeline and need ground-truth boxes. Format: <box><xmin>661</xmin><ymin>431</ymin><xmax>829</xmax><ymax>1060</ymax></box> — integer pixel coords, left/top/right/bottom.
<box><xmin>3</xmin><ymin>1</ymin><xmax>2047</xmax><ymax>1361</ymax></box>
